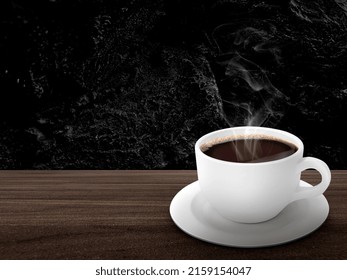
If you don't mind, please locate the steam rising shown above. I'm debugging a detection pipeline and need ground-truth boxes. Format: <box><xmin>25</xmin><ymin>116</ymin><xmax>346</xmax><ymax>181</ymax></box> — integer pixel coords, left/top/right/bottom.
<box><xmin>212</xmin><ymin>22</ymin><xmax>288</xmax><ymax>127</ymax></box>
<box><xmin>208</xmin><ymin>22</ymin><xmax>290</xmax><ymax>160</ymax></box>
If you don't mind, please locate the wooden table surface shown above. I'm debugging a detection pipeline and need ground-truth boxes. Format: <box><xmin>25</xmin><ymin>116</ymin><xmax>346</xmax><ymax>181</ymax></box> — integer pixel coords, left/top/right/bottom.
<box><xmin>0</xmin><ymin>170</ymin><xmax>346</xmax><ymax>260</ymax></box>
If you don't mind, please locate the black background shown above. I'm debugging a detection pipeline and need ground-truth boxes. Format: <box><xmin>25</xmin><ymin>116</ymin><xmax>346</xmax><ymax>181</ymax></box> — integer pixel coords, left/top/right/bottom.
<box><xmin>1</xmin><ymin>0</ymin><xmax>347</xmax><ymax>169</ymax></box>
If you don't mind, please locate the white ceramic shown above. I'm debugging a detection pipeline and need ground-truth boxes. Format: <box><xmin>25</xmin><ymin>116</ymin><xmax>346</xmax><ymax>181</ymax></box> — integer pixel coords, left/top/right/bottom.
<box><xmin>195</xmin><ymin>126</ymin><xmax>331</xmax><ymax>223</ymax></box>
<box><xmin>170</xmin><ymin>181</ymin><xmax>329</xmax><ymax>248</ymax></box>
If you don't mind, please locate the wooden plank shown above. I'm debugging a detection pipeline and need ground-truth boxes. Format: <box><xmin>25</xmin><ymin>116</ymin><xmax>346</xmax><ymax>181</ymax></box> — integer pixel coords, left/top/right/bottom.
<box><xmin>0</xmin><ymin>170</ymin><xmax>345</xmax><ymax>259</ymax></box>
<box><xmin>0</xmin><ymin>170</ymin><xmax>198</xmax><ymax>184</ymax></box>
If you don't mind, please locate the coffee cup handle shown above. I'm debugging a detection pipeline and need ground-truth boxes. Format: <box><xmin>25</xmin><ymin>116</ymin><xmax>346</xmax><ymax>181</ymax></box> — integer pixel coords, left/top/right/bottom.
<box><xmin>291</xmin><ymin>157</ymin><xmax>331</xmax><ymax>202</ymax></box>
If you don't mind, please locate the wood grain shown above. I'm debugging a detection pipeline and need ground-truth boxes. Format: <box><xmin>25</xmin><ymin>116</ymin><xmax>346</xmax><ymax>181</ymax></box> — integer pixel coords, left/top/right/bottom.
<box><xmin>0</xmin><ymin>170</ymin><xmax>346</xmax><ymax>259</ymax></box>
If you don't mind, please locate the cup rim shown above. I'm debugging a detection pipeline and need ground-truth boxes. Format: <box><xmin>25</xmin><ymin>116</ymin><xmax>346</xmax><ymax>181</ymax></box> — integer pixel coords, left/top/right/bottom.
<box><xmin>195</xmin><ymin>126</ymin><xmax>304</xmax><ymax>166</ymax></box>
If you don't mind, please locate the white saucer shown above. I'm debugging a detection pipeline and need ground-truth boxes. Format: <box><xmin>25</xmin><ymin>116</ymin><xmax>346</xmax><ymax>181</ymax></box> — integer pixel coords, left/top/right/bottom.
<box><xmin>170</xmin><ymin>180</ymin><xmax>329</xmax><ymax>248</ymax></box>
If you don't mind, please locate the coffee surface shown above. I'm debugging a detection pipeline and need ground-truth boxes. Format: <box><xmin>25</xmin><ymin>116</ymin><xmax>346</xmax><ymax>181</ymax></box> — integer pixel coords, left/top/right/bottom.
<box><xmin>203</xmin><ymin>138</ymin><xmax>297</xmax><ymax>163</ymax></box>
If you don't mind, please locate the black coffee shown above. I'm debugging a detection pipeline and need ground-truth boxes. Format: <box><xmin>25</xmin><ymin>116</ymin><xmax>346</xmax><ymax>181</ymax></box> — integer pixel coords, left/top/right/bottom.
<box><xmin>202</xmin><ymin>138</ymin><xmax>297</xmax><ymax>163</ymax></box>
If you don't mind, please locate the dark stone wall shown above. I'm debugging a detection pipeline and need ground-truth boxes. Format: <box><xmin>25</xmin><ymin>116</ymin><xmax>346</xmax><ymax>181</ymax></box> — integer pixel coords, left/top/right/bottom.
<box><xmin>1</xmin><ymin>0</ymin><xmax>347</xmax><ymax>169</ymax></box>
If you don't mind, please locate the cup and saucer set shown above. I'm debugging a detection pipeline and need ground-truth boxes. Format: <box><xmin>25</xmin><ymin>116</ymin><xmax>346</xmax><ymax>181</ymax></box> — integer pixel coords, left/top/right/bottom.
<box><xmin>170</xmin><ymin>127</ymin><xmax>331</xmax><ymax>248</ymax></box>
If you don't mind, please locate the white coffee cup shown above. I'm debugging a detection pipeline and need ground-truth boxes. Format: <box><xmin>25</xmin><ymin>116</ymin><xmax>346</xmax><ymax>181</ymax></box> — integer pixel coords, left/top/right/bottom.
<box><xmin>195</xmin><ymin>126</ymin><xmax>331</xmax><ymax>223</ymax></box>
